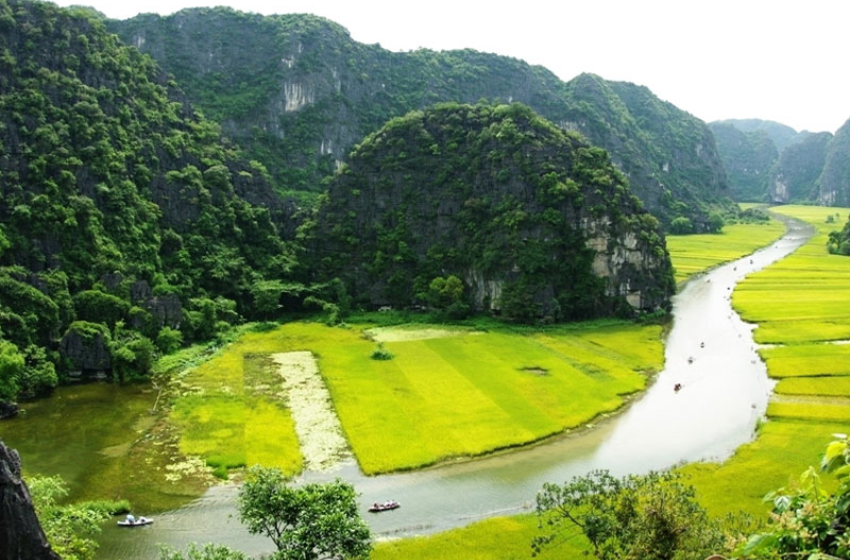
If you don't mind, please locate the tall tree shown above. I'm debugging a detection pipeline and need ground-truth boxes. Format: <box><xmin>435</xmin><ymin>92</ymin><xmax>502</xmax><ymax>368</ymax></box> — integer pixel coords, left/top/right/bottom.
<box><xmin>237</xmin><ymin>466</ymin><xmax>371</xmax><ymax>560</ymax></box>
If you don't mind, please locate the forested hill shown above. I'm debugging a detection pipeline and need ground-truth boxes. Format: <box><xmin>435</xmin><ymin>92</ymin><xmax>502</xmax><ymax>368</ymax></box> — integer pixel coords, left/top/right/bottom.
<box><xmin>708</xmin><ymin>122</ymin><xmax>778</xmax><ymax>201</ymax></box>
<box><xmin>0</xmin><ymin>0</ymin><xmax>298</xmax><ymax>401</ymax></box>
<box><xmin>109</xmin><ymin>7</ymin><xmax>734</xmax><ymax>229</ymax></box>
<box><xmin>711</xmin><ymin>117</ymin><xmax>850</xmax><ymax>205</ymax></box>
<box><xmin>313</xmin><ymin>102</ymin><xmax>675</xmax><ymax>322</ymax></box>
<box><xmin>713</xmin><ymin>118</ymin><xmax>801</xmax><ymax>153</ymax></box>
<box><xmin>817</xmin><ymin>118</ymin><xmax>850</xmax><ymax>206</ymax></box>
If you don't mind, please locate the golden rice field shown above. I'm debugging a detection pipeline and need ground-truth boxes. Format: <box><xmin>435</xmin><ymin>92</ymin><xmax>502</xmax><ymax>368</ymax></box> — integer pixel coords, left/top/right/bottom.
<box><xmin>666</xmin><ymin>221</ymin><xmax>785</xmax><ymax>283</ymax></box>
<box><xmin>172</xmin><ymin>321</ymin><xmax>663</xmax><ymax>476</ymax></box>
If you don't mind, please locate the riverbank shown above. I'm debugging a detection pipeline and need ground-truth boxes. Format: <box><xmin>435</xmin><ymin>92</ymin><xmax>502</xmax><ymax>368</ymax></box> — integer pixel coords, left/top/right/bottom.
<box><xmin>88</xmin><ymin>215</ymin><xmax>800</xmax><ymax>559</ymax></box>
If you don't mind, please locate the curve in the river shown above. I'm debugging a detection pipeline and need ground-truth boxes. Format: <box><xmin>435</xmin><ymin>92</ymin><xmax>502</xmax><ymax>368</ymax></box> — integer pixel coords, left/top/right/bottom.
<box><xmin>96</xmin><ymin>218</ymin><xmax>812</xmax><ymax>559</ymax></box>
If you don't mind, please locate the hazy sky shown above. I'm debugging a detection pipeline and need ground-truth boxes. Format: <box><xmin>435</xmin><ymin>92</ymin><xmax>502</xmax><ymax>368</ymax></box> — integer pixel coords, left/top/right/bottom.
<box><xmin>52</xmin><ymin>0</ymin><xmax>850</xmax><ymax>133</ymax></box>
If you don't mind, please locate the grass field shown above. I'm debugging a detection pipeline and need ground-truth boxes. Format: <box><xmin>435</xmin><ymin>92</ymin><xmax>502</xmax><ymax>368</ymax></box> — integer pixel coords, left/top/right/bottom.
<box><xmin>684</xmin><ymin>204</ymin><xmax>850</xmax><ymax>516</ymax></box>
<box><xmin>666</xmin><ymin>221</ymin><xmax>786</xmax><ymax>283</ymax></box>
<box><xmin>173</xmin><ymin>321</ymin><xmax>663</xmax><ymax>475</ymax></box>
<box><xmin>370</xmin><ymin>209</ymin><xmax>850</xmax><ymax>559</ymax></box>
<box><xmin>372</xmin><ymin>515</ymin><xmax>578</xmax><ymax>560</ymax></box>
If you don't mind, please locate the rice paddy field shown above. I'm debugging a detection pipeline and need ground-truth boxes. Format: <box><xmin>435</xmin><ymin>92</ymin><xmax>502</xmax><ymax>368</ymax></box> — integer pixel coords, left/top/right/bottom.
<box><xmin>172</xmin><ymin>321</ymin><xmax>663</xmax><ymax>476</ymax></box>
<box><xmin>372</xmin><ymin>208</ymin><xmax>850</xmax><ymax>558</ymax></box>
<box><xmin>666</xmin><ymin>221</ymin><xmax>785</xmax><ymax>283</ymax></box>
<box><xmin>685</xmin><ymin>204</ymin><xmax>850</xmax><ymax>516</ymax></box>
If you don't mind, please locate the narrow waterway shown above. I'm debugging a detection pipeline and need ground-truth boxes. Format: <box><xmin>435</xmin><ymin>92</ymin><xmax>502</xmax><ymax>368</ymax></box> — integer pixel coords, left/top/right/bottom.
<box><xmin>96</xmin><ymin>218</ymin><xmax>812</xmax><ymax>559</ymax></box>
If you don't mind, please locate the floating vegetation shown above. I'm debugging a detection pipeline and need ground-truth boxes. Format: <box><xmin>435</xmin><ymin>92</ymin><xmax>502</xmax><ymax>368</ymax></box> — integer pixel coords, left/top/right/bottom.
<box><xmin>272</xmin><ymin>352</ymin><xmax>350</xmax><ymax>472</ymax></box>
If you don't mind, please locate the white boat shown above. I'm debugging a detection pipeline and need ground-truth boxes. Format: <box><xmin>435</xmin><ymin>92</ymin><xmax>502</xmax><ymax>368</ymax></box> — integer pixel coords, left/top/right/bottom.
<box><xmin>117</xmin><ymin>517</ymin><xmax>153</xmax><ymax>527</ymax></box>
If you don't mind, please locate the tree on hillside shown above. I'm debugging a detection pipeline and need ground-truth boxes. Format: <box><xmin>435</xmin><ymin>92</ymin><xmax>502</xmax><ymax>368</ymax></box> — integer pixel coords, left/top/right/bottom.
<box><xmin>533</xmin><ymin>470</ymin><xmax>730</xmax><ymax>560</ymax></box>
<box><xmin>237</xmin><ymin>466</ymin><xmax>371</xmax><ymax>560</ymax></box>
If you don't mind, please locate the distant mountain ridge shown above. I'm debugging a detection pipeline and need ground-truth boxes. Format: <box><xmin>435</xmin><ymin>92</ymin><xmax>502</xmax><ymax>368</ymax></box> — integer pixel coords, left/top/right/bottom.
<box><xmin>109</xmin><ymin>7</ymin><xmax>734</xmax><ymax>229</ymax></box>
<box><xmin>710</xmin><ymin>118</ymin><xmax>850</xmax><ymax>204</ymax></box>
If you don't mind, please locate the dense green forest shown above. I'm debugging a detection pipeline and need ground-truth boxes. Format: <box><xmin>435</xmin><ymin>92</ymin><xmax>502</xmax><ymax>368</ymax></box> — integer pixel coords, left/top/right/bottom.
<box><xmin>0</xmin><ymin>0</ymin><xmax>301</xmax><ymax>401</ymax></box>
<box><xmin>313</xmin><ymin>102</ymin><xmax>674</xmax><ymax>321</ymax></box>
<box><xmin>0</xmin><ymin>0</ymin><xmax>682</xmax><ymax>404</ymax></box>
<box><xmin>109</xmin><ymin>7</ymin><xmax>735</xmax><ymax>229</ymax></box>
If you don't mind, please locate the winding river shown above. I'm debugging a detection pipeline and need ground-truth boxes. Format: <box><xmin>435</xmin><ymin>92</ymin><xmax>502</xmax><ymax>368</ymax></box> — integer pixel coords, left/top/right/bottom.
<box><xmin>96</xmin><ymin>218</ymin><xmax>812</xmax><ymax>559</ymax></box>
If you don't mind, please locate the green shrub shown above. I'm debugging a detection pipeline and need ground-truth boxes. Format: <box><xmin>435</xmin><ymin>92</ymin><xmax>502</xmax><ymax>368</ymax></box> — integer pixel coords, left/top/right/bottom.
<box><xmin>370</xmin><ymin>343</ymin><xmax>393</xmax><ymax>361</ymax></box>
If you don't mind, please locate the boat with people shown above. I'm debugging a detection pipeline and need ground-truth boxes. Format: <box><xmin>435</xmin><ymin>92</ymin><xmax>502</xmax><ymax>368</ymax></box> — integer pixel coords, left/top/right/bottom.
<box><xmin>369</xmin><ymin>500</ymin><xmax>400</xmax><ymax>513</ymax></box>
<box><xmin>117</xmin><ymin>514</ymin><xmax>154</xmax><ymax>527</ymax></box>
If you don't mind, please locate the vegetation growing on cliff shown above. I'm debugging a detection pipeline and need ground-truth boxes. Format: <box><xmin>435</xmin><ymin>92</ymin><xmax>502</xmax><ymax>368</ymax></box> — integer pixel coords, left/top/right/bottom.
<box><xmin>109</xmin><ymin>7</ymin><xmax>735</xmax><ymax>228</ymax></box>
<box><xmin>315</xmin><ymin>102</ymin><xmax>674</xmax><ymax>321</ymax></box>
<box><xmin>709</xmin><ymin>122</ymin><xmax>778</xmax><ymax>202</ymax></box>
<box><xmin>0</xmin><ymin>0</ymin><xmax>299</xmax><ymax>400</ymax></box>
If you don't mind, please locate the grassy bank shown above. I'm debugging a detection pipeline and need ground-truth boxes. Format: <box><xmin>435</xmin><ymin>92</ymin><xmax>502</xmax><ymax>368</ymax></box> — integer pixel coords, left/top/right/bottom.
<box><xmin>666</xmin><ymin>221</ymin><xmax>785</xmax><ymax>283</ymax></box>
<box><xmin>173</xmin><ymin>321</ymin><xmax>663</xmax><ymax>475</ymax></box>
<box><xmin>683</xmin><ymin>205</ymin><xmax>850</xmax><ymax>517</ymax></box>
<box><xmin>374</xmin><ymin>212</ymin><xmax>848</xmax><ymax>558</ymax></box>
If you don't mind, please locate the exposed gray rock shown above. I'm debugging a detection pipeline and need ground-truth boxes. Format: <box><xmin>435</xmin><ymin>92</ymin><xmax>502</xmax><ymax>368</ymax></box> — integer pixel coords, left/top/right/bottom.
<box><xmin>59</xmin><ymin>324</ymin><xmax>111</xmax><ymax>376</ymax></box>
<box><xmin>145</xmin><ymin>294</ymin><xmax>182</xmax><ymax>330</ymax></box>
<box><xmin>100</xmin><ymin>272</ymin><xmax>125</xmax><ymax>292</ymax></box>
<box><xmin>130</xmin><ymin>279</ymin><xmax>152</xmax><ymax>303</ymax></box>
<box><xmin>0</xmin><ymin>440</ymin><xmax>61</xmax><ymax>560</ymax></box>
<box><xmin>0</xmin><ymin>402</ymin><xmax>18</xmax><ymax>420</ymax></box>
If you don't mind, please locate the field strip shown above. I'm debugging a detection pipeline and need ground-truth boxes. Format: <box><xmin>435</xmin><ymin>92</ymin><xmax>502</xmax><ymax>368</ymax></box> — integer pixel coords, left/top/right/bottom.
<box><xmin>771</xmin><ymin>394</ymin><xmax>850</xmax><ymax>406</ymax></box>
<box><xmin>271</xmin><ymin>351</ymin><xmax>350</xmax><ymax>472</ymax></box>
<box><xmin>367</xmin><ymin>326</ymin><xmax>482</xmax><ymax>343</ymax></box>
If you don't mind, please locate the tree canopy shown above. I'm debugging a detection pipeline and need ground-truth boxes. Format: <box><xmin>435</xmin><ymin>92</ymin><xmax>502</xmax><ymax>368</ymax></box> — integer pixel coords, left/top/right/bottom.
<box><xmin>237</xmin><ymin>466</ymin><xmax>371</xmax><ymax>560</ymax></box>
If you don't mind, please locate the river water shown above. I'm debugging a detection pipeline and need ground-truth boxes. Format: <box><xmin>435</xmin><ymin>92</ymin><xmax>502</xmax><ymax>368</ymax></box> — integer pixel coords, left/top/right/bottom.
<box><xmin>96</xmin><ymin>219</ymin><xmax>811</xmax><ymax>559</ymax></box>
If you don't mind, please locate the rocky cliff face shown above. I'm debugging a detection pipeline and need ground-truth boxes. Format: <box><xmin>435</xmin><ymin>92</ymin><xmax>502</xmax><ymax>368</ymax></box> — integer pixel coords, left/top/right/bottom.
<box><xmin>708</xmin><ymin>123</ymin><xmax>778</xmax><ymax>201</ymax></box>
<box><xmin>768</xmin><ymin>132</ymin><xmax>833</xmax><ymax>203</ymax></box>
<box><xmin>817</xmin><ymin>118</ymin><xmax>850</xmax><ymax>206</ymax></box>
<box><xmin>110</xmin><ymin>8</ymin><xmax>733</xmax><ymax>229</ymax></box>
<box><xmin>314</xmin><ymin>103</ymin><xmax>674</xmax><ymax>321</ymax></box>
<box><xmin>0</xmin><ymin>441</ymin><xmax>60</xmax><ymax>560</ymax></box>
<box><xmin>713</xmin><ymin>118</ymin><xmax>850</xmax><ymax>206</ymax></box>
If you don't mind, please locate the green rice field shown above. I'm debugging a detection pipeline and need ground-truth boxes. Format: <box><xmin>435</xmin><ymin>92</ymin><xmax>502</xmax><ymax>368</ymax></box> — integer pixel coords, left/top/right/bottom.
<box><xmin>666</xmin><ymin>221</ymin><xmax>785</xmax><ymax>283</ymax></box>
<box><xmin>686</xmin><ymin>205</ymin><xmax>850</xmax><ymax>515</ymax></box>
<box><xmin>174</xmin><ymin>321</ymin><xmax>663</xmax><ymax>475</ymax></box>
<box><xmin>372</xmin><ymin>209</ymin><xmax>850</xmax><ymax>559</ymax></box>
<box><xmin>371</xmin><ymin>515</ymin><xmax>573</xmax><ymax>560</ymax></box>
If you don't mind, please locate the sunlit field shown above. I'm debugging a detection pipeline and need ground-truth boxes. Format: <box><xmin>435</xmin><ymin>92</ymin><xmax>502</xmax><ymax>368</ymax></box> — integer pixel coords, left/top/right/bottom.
<box><xmin>685</xmin><ymin>204</ymin><xmax>850</xmax><ymax>517</ymax></box>
<box><xmin>371</xmin><ymin>515</ymin><xmax>576</xmax><ymax>560</ymax></box>
<box><xmin>173</xmin><ymin>321</ymin><xmax>663</xmax><ymax>475</ymax></box>
<box><xmin>666</xmin><ymin>221</ymin><xmax>785</xmax><ymax>283</ymax></box>
<box><xmin>683</xmin><ymin>419</ymin><xmax>843</xmax><ymax>516</ymax></box>
<box><xmin>369</xmin><ymin>209</ymin><xmax>849</xmax><ymax>559</ymax></box>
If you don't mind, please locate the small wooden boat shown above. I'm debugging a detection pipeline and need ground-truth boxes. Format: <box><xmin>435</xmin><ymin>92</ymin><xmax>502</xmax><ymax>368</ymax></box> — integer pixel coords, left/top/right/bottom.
<box><xmin>369</xmin><ymin>501</ymin><xmax>400</xmax><ymax>513</ymax></box>
<box><xmin>117</xmin><ymin>517</ymin><xmax>153</xmax><ymax>527</ymax></box>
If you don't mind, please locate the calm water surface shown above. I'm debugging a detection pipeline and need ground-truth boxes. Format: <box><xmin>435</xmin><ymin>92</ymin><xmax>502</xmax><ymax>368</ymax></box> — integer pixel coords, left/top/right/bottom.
<box><xmin>96</xmin><ymin>219</ymin><xmax>811</xmax><ymax>559</ymax></box>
